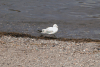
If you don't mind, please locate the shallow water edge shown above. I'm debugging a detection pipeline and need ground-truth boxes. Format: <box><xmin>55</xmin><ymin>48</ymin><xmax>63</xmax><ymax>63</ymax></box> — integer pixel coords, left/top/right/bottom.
<box><xmin>0</xmin><ymin>32</ymin><xmax>100</xmax><ymax>42</ymax></box>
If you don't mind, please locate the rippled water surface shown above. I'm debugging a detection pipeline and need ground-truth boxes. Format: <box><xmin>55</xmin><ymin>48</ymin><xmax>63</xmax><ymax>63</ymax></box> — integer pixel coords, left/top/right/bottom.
<box><xmin>0</xmin><ymin>0</ymin><xmax>100</xmax><ymax>39</ymax></box>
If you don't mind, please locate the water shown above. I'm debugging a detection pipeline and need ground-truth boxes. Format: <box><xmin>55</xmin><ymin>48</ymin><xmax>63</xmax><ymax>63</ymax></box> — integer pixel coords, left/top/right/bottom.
<box><xmin>0</xmin><ymin>0</ymin><xmax>100</xmax><ymax>40</ymax></box>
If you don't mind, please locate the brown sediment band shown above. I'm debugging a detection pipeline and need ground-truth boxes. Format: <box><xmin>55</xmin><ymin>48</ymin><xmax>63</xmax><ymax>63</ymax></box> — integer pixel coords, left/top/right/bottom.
<box><xmin>0</xmin><ymin>32</ymin><xmax>100</xmax><ymax>42</ymax></box>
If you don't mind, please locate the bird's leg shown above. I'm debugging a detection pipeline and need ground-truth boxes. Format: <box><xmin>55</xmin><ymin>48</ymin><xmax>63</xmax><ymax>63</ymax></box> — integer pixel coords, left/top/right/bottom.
<box><xmin>52</xmin><ymin>34</ymin><xmax>56</xmax><ymax>38</ymax></box>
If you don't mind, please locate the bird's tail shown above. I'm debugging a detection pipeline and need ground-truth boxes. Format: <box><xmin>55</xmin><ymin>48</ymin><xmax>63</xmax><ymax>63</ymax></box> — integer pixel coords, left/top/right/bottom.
<box><xmin>38</xmin><ymin>30</ymin><xmax>42</xmax><ymax>32</ymax></box>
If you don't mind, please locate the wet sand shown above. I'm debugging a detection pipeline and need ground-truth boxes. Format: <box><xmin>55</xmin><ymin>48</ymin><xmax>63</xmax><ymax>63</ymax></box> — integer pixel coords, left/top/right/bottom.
<box><xmin>0</xmin><ymin>32</ymin><xmax>100</xmax><ymax>42</ymax></box>
<box><xmin>0</xmin><ymin>32</ymin><xmax>100</xmax><ymax>67</ymax></box>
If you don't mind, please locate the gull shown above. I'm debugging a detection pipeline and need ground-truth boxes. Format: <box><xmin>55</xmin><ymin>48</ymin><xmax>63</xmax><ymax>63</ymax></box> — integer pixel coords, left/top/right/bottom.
<box><xmin>38</xmin><ymin>24</ymin><xmax>58</xmax><ymax>37</ymax></box>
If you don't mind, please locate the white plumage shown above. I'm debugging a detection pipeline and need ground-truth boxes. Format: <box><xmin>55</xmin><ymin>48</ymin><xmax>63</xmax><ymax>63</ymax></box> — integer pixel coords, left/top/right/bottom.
<box><xmin>41</xmin><ymin>24</ymin><xmax>58</xmax><ymax>34</ymax></box>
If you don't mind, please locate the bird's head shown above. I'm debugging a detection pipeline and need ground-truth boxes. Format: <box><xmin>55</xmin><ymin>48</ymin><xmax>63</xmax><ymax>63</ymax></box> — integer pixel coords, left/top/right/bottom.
<box><xmin>53</xmin><ymin>24</ymin><xmax>58</xmax><ymax>28</ymax></box>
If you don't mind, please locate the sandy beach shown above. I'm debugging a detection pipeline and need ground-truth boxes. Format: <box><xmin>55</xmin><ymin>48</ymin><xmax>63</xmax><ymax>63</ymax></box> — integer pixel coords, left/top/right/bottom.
<box><xmin>0</xmin><ymin>32</ymin><xmax>100</xmax><ymax>67</ymax></box>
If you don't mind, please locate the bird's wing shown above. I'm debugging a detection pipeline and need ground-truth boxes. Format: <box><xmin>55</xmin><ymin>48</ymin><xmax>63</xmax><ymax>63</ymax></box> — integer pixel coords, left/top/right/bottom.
<box><xmin>46</xmin><ymin>27</ymin><xmax>53</xmax><ymax>30</ymax></box>
<box><xmin>41</xmin><ymin>27</ymin><xmax>53</xmax><ymax>34</ymax></box>
<box><xmin>46</xmin><ymin>27</ymin><xmax>54</xmax><ymax>34</ymax></box>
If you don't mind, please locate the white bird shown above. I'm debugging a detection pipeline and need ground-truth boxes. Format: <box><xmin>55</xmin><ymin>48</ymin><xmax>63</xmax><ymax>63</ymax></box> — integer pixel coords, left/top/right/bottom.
<box><xmin>38</xmin><ymin>24</ymin><xmax>58</xmax><ymax>37</ymax></box>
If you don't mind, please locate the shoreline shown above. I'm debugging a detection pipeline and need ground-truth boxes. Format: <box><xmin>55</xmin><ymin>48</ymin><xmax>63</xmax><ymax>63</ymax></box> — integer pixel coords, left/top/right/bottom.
<box><xmin>0</xmin><ymin>32</ymin><xmax>100</xmax><ymax>43</ymax></box>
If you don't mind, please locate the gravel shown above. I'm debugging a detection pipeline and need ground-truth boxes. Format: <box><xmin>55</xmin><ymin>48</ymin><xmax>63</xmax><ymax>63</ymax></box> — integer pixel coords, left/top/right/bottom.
<box><xmin>0</xmin><ymin>36</ymin><xmax>100</xmax><ymax>67</ymax></box>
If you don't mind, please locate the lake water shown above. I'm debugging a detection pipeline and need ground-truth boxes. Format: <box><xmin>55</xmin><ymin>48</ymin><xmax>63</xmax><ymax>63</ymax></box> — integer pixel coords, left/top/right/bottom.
<box><xmin>0</xmin><ymin>0</ymin><xmax>100</xmax><ymax>40</ymax></box>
